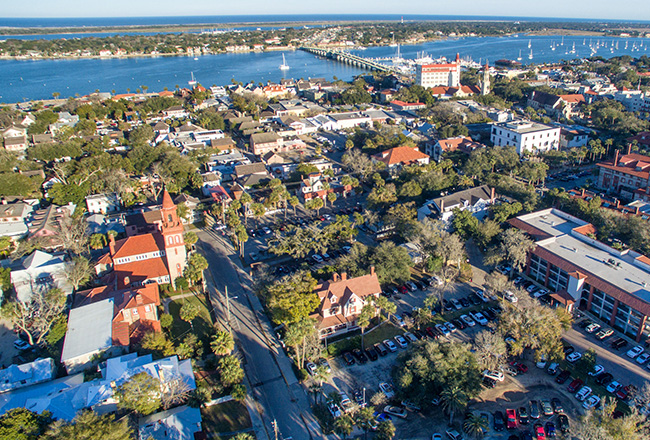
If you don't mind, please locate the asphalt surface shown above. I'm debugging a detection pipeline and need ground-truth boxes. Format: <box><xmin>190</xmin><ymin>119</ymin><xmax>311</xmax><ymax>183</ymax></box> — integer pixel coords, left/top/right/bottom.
<box><xmin>196</xmin><ymin>227</ymin><xmax>319</xmax><ymax>440</ymax></box>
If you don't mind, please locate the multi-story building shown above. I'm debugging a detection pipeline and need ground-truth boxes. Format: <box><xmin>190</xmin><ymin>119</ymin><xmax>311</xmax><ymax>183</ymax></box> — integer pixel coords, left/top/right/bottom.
<box><xmin>310</xmin><ymin>269</ymin><xmax>381</xmax><ymax>339</ymax></box>
<box><xmin>371</xmin><ymin>145</ymin><xmax>430</xmax><ymax>171</ymax></box>
<box><xmin>490</xmin><ymin>120</ymin><xmax>560</xmax><ymax>155</ymax></box>
<box><xmin>596</xmin><ymin>150</ymin><xmax>650</xmax><ymax>199</ymax></box>
<box><xmin>510</xmin><ymin>208</ymin><xmax>650</xmax><ymax>342</ymax></box>
<box><xmin>427</xmin><ymin>136</ymin><xmax>483</xmax><ymax>161</ymax></box>
<box><xmin>415</xmin><ymin>54</ymin><xmax>461</xmax><ymax>88</ymax></box>
<box><xmin>85</xmin><ymin>193</ymin><xmax>121</xmax><ymax>214</ymax></box>
<box><xmin>417</xmin><ymin>185</ymin><xmax>496</xmax><ymax>223</ymax></box>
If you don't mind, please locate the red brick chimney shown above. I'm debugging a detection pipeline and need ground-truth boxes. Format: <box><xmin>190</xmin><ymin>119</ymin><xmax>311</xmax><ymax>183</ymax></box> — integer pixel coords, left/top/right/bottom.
<box><xmin>341</xmin><ymin>272</ymin><xmax>347</xmax><ymax>281</ymax></box>
<box><xmin>628</xmin><ymin>143</ymin><xmax>632</xmax><ymax>155</ymax></box>
<box><xmin>370</xmin><ymin>266</ymin><xmax>375</xmax><ymax>276</ymax></box>
<box><xmin>109</xmin><ymin>234</ymin><xmax>116</xmax><ymax>256</ymax></box>
<box><xmin>490</xmin><ymin>187</ymin><xmax>496</xmax><ymax>203</ymax></box>
<box><xmin>636</xmin><ymin>206</ymin><xmax>641</xmax><ymax>215</ymax></box>
<box><xmin>616</xmin><ymin>200</ymin><xmax>621</xmax><ymax>209</ymax></box>
<box><xmin>581</xmin><ymin>188</ymin><xmax>586</xmax><ymax>197</ymax></box>
<box><xmin>614</xmin><ymin>150</ymin><xmax>620</xmax><ymax>166</ymax></box>
<box><xmin>332</xmin><ymin>273</ymin><xmax>340</xmax><ymax>282</ymax></box>
<box><xmin>136</xmin><ymin>294</ymin><xmax>143</xmax><ymax>305</ymax></box>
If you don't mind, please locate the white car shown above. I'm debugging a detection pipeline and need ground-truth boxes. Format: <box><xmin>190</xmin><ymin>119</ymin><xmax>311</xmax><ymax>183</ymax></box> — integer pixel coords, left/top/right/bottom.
<box><xmin>327</xmin><ymin>401</ymin><xmax>342</xmax><ymax>418</ymax></box>
<box><xmin>588</xmin><ymin>365</ymin><xmax>605</xmax><ymax>376</ymax></box>
<box><xmin>607</xmin><ymin>381</ymin><xmax>621</xmax><ymax>393</ymax></box>
<box><xmin>533</xmin><ymin>288</ymin><xmax>549</xmax><ymax>298</ymax></box>
<box><xmin>483</xmin><ymin>369</ymin><xmax>505</xmax><ymax>382</ymax></box>
<box><xmin>379</xmin><ymin>382</ymin><xmax>395</xmax><ymax>399</ymax></box>
<box><xmin>451</xmin><ymin>299</ymin><xmax>462</xmax><ymax>310</ymax></box>
<box><xmin>627</xmin><ymin>345</ymin><xmax>645</xmax><ymax>359</ymax></box>
<box><xmin>575</xmin><ymin>385</ymin><xmax>592</xmax><ymax>401</ymax></box>
<box><xmin>383</xmin><ymin>339</ymin><xmax>397</xmax><ymax>352</ymax></box>
<box><xmin>583</xmin><ymin>394</ymin><xmax>601</xmax><ymax>409</ymax></box>
<box><xmin>504</xmin><ymin>290</ymin><xmax>518</xmax><ymax>303</ymax></box>
<box><xmin>471</xmin><ymin>311</ymin><xmax>488</xmax><ymax>326</ymax></box>
<box><xmin>404</xmin><ymin>332</ymin><xmax>418</xmax><ymax>343</ymax></box>
<box><xmin>446</xmin><ymin>321</ymin><xmax>457</xmax><ymax>332</ymax></box>
<box><xmin>339</xmin><ymin>391</ymin><xmax>353</xmax><ymax>413</ymax></box>
<box><xmin>305</xmin><ymin>362</ymin><xmax>318</xmax><ymax>375</ymax></box>
<box><xmin>566</xmin><ymin>351</ymin><xmax>582</xmax><ymax>363</ymax></box>
<box><xmin>435</xmin><ymin>323</ymin><xmax>450</xmax><ymax>336</ymax></box>
<box><xmin>585</xmin><ymin>323</ymin><xmax>601</xmax><ymax>333</ymax></box>
<box><xmin>312</xmin><ymin>254</ymin><xmax>323</xmax><ymax>263</ymax></box>
<box><xmin>460</xmin><ymin>314</ymin><xmax>476</xmax><ymax>327</ymax></box>
<box><xmin>383</xmin><ymin>405</ymin><xmax>407</xmax><ymax>419</ymax></box>
<box><xmin>637</xmin><ymin>353</ymin><xmax>650</xmax><ymax>364</ymax></box>
<box><xmin>394</xmin><ymin>335</ymin><xmax>408</xmax><ymax>349</ymax></box>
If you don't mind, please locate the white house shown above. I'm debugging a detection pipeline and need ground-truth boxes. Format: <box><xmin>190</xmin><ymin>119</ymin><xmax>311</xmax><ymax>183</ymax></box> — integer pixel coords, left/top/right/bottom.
<box><xmin>139</xmin><ymin>406</ymin><xmax>203</xmax><ymax>440</ymax></box>
<box><xmin>85</xmin><ymin>193</ymin><xmax>121</xmax><ymax>214</ymax></box>
<box><xmin>490</xmin><ymin>120</ymin><xmax>560</xmax><ymax>155</ymax></box>
<box><xmin>418</xmin><ymin>185</ymin><xmax>496</xmax><ymax>223</ymax></box>
<box><xmin>10</xmin><ymin>251</ymin><xmax>73</xmax><ymax>303</ymax></box>
<box><xmin>0</xmin><ymin>358</ymin><xmax>57</xmax><ymax>394</ymax></box>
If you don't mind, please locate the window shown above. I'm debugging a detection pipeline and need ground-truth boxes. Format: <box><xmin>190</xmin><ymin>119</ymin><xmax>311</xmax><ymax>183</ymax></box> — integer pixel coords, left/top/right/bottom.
<box><xmin>132</xmin><ymin>308</ymin><xmax>139</xmax><ymax>315</ymax></box>
<box><xmin>168</xmin><ymin>214</ymin><xmax>172</xmax><ymax>222</ymax></box>
<box><xmin>145</xmin><ymin>305</ymin><xmax>151</xmax><ymax>312</ymax></box>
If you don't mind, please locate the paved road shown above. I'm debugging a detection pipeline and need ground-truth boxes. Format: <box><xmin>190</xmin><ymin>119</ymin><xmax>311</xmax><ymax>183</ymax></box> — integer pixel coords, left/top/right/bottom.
<box><xmin>196</xmin><ymin>228</ymin><xmax>319</xmax><ymax>440</ymax></box>
<box><xmin>563</xmin><ymin>327</ymin><xmax>650</xmax><ymax>390</ymax></box>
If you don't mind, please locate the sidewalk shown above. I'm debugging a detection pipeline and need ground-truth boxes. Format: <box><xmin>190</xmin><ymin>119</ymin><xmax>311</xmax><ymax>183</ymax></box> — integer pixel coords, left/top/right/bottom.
<box><xmin>161</xmin><ymin>291</ymin><xmax>199</xmax><ymax>313</ymax></box>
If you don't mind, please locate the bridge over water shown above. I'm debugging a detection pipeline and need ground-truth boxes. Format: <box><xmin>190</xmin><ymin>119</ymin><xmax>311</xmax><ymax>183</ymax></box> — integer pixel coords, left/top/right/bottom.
<box><xmin>299</xmin><ymin>46</ymin><xmax>400</xmax><ymax>74</ymax></box>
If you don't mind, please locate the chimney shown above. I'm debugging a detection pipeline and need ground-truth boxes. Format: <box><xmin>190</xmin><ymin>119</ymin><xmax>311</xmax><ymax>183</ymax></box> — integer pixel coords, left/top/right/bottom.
<box><xmin>614</xmin><ymin>150</ymin><xmax>620</xmax><ymax>166</ymax></box>
<box><xmin>370</xmin><ymin>266</ymin><xmax>375</xmax><ymax>276</ymax></box>
<box><xmin>332</xmin><ymin>273</ymin><xmax>340</xmax><ymax>282</ymax></box>
<box><xmin>636</xmin><ymin>206</ymin><xmax>641</xmax><ymax>215</ymax></box>
<box><xmin>616</xmin><ymin>200</ymin><xmax>621</xmax><ymax>209</ymax></box>
<box><xmin>136</xmin><ymin>294</ymin><xmax>143</xmax><ymax>305</ymax></box>
<box><xmin>124</xmin><ymin>276</ymin><xmax>130</xmax><ymax>286</ymax></box>
<box><xmin>109</xmin><ymin>234</ymin><xmax>116</xmax><ymax>256</ymax></box>
<box><xmin>341</xmin><ymin>272</ymin><xmax>347</xmax><ymax>281</ymax></box>
<box><xmin>581</xmin><ymin>188</ymin><xmax>586</xmax><ymax>197</ymax></box>
<box><xmin>490</xmin><ymin>187</ymin><xmax>496</xmax><ymax>203</ymax></box>
<box><xmin>628</xmin><ymin>143</ymin><xmax>632</xmax><ymax>155</ymax></box>
<box><xmin>439</xmin><ymin>199</ymin><xmax>445</xmax><ymax>213</ymax></box>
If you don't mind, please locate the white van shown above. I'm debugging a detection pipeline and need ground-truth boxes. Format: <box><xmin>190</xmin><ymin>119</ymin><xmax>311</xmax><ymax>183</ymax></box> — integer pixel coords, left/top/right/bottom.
<box><xmin>504</xmin><ymin>290</ymin><xmax>518</xmax><ymax>303</ymax></box>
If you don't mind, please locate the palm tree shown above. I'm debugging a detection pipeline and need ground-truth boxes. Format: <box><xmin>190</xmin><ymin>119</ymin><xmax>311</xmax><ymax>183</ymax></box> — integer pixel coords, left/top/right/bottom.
<box><xmin>334</xmin><ymin>415</ymin><xmax>354</xmax><ymax>440</ymax></box>
<box><xmin>355</xmin><ymin>406</ymin><xmax>376</xmax><ymax>440</ymax></box>
<box><xmin>210</xmin><ymin>330</ymin><xmax>234</xmax><ymax>356</ymax></box>
<box><xmin>463</xmin><ymin>413</ymin><xmax>488</xmax><ymax>439</ymax></box>
<box><xmin>441</xmin><ymin>386</ymin><xmax>468</xmax><ymax>425</ymax></box>
<box><xmin>357</xmin><ymin>304</ymin><xmax>375</xmax><ymax>350</ymax></box>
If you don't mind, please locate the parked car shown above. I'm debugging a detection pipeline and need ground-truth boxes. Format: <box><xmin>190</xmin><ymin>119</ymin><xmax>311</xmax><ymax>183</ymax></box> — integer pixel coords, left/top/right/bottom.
<box><xmin>545</xmin><ymin>421</ymin><xmax>556</xmax><ymax>438</ymax></box>
<box><xmin>470</xmin><ymin>311</ymin><xmax>489</xmax><ymax>326</ymax></box>
<box><xmin>342</xmin><ymin>352</ymin><xmax>355</xmax><ymax>365</ymax></box>
<box><xmin>607</xmin><ymin>381</ymin><xmax>622</xmax><ymax>393</ymax></box>
<box><xmin>461</xmin><ymin>314</ymin><xmax>476</xmax><ymax>327</ymax></box>
<box><xmin>379</xmin><ymin>382</ymin><xmax>395</xmax><ymax>399</ymax></box>
<box><xmin>589</xmin><ymin>365</ymin><xmax>605</xmax><ymax>376</ymax></box>
<box><xmin>374</xmin><ymin>342</ymin><xmax>388</xmax><ymax>356</ymax></box>
<box><xmin>556</xmin><ymin>370</ymin><xmax>571</xmax><ymax>384</ymax></box>
<box><xmin>312</xmin><ymin>254</ymin><xmax>323</xmax><ymax>263</ymax></box>
<box><xmin>435</xmin><ymin>323</ymin><xmax>450</xmax><ymax>336</ymax></box>
<box><xmin>406</xmin><ymin>281</ymin><xmax>417</xmax><ymax>291</ymax></box>
<box><xmin>595</xmin><ymin>372</ymin><xmax>613</xmax><ymax>385</ymax></box>
<box><xmin>445</xmin><ymin>428</ymin><xmax>463</xmax><ymax>440</ymax></box>
<box><xmin>383</xmin><ymin>339</ymin><xmax>397</xmax><ymax>352</ymax></box>
<box><xmin>616</xmin><ymin>385</ymin><xmax>633</xmax><ymax>400</ymax></box>
<box><xmin>391</xmin><ymin>314</ymin><xmax>407</xmax><ymax>328</ymax></box>
<box><xmin>568</xmin><ymin>378</ymin><xmax>584</xmax><ymax>393</ymax></box>
<box><xmin>534</xmin><ymin>423</ymin><xmax>546</xmax><ymax>440</ymax></box>
<box><xmin>547</xmin><ymin>363</ymin><xmax>559</xmax><ymax>375</ymax></box>
<box><xmin>13</xmin><ymin>339</ymin><xmax>30</xmax><ymax>351</ymax></box>
<box><xmin>529</xmin><ymin>400</ymin><xmax>540</xmax><ymax>419</ymax></box>
<box><xmin>483</xmin><ymin>370</ymin><xmax>505</xmax><ymax>382</ymax></box>
<box><xmin>551</xmin><ymin>397</ymin><xmax>563</xmax><ymax>414</ymax></box>
<box><xmin>583</xmin><ymin>395</ymin><xmax>601</xmax><ymax>409</ymax></box>
<box><xmin>352</xmin><ymin>348</ymin><xmax>367</xmax><ymax>364</ymax></box>
<box><xmin>318</xmin><ymin>358</ymin><xmax>332</xmax><ymax>373</ymax></box>
<box><xmin>306</xmin><ymin>362</ymin><xmax>318</xmax><ymax>375</ymax></box>
<box><xmin>636</xmin><ymin>352</ymin><xmax>650</xmax><ymax>364</ymax></box>
<box><xmin>446</xmin><ymin>321</ymin><xmax>457</xmax><ymax>333</ymax></box>
<box><xmin>557</xmin><ymin>415</ymin><xmax>569</xmax><ymax>434</ymax></box>
<box><xmin>575</xmin><ymin>386</ymin><xmax>592</xmax><ymax>401</ymax></box>
<box><xmin>327</xmin><ymin>401</ymin><xmax>342</xmax><ymax>418</ymax></box>
<box><xmin>365</xmin><ymin>346</ymin><xmax>378</xmax><ymax>361</ymax></box>
<box><xmin>566</xmin><ymin>351</ymin><xmax>582</xmax><ymax>363</ymax></box>
<box><xmin>627</xmin><ymin>345</ymin><xmax>645</xmax><ymax>359</ymax></box>
<box><xmin>540</xmin><ymin>400</ymin><xmax>553</xmax><ymax>417</ymax></box>
<box><xmin>383</xmin><ymin>405</ymin><xmax>407</xmax><ymax>419</ymax></box>
<box><xmin>401</xmin><ymin>400</ymin><xmax>421</xmax><ymax>412</ymax></box>
<box><xmin>506</xmin><ymin>408</ymin><xmax>518</xmax><ymax>429</ymax></box>
<box><xmin>518</xmin><ymin>406</ymin><xmax>529</xmax><ymax>425</ymax></box>
<box><xmin>585</xmin><ymin>323</ymin><xmax>601</xmax><ymax>333</ymax></box>
<box><xmin>611</xmin><ymin>338</ymin><xmax>628</xmax><ymax>350</ymax></box>
<box><xmin>482</xmin><ymin>376</ymin><xmax>497</xmax><ymax>388</ymax></box>
<box><xmin>394</xmin><ymin>335</ymin><xmax>408</xmax><ymax>349</ymax></box>
<box><xmin>595</xmin><ymin>328</ymin><xmax>614</xmax><ymax>340</ymax></box>
<box><xmin>493</xmin><ymin>410</ymin><xmax>505</xmax><ymax>431</ymax></box>
<box><xmin>404</xmin><ymin>332</ymin><xmax>418</xmax><ymax>343</ymax></box>
<box><xmin>451</xmin><ymin>298</ymin><xmax>462</xmax><ymax>310</ymax></box>
<box><xmin>339</xmin><ymin>391</ymin><xmax>353</xmax><ymax>413</ymax></box>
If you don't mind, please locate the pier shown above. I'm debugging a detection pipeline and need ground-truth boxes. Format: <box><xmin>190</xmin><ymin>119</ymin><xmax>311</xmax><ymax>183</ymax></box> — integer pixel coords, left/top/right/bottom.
<box><xmin>299</xmin><ymin>46</ymin><xmax>399</xmax><ymax>73</ymax></box>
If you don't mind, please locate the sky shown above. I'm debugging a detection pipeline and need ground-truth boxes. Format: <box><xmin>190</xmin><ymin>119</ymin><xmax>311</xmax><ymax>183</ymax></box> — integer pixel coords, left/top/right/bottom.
<box><xmin>3</xmin><ymin>0</ymin><xmax>650</xmax><ymax>21</ymax></box>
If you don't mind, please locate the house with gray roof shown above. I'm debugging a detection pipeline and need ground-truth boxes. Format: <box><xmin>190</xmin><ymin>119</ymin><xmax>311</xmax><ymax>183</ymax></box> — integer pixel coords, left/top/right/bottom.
<box><xmin>139</xmin><ymin>405</ymin><xmax>203</xmax><ymax>440</ymax></box>
<box><xmin>10</xmin><ymin>250</ymin><xmax>72</xmax><ymax>303</ymax></box>
<box><xmin>418</xmin><ymin>185</ymin><xmax>496</xmax><ymax>223</ymax></box>
<box><xmin>0</xmin><ymin>358</ymin><xmax>56</xmax><ymax>394</ymax></box>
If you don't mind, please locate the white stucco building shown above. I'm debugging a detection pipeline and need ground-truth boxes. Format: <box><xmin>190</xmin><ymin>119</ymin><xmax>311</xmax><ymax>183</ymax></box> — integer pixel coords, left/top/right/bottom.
<box><xmin>490</xmin><ymin>120</ymin><xmax>560</xmax><ymax>155</ymax></box>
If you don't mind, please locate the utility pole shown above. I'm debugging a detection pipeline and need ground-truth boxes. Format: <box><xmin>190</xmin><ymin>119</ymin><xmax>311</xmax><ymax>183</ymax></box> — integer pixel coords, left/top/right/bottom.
<box><xmin>271</xmin><ymin>419</ymin><xmax>279</xmax><ymax>440</ymax></box>
<box><xmin>225</xmin><ymin>285</ymin><xmax>231</xmax><ymax>333</ymax></box>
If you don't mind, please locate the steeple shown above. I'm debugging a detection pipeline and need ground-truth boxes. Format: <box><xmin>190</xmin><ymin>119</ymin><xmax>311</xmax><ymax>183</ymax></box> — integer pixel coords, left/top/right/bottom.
<box><xmin>481</xmin><ymin>61</ymin><xmax>491</xmax><ymax>96</ymax></box>
<box><xmin>160</xmin><ymin>189</ymin><xmax>180</xmax><ymax>230</ymax></box>
<box><xmin>162</xmin><ymin>189</ymin><xmax>174</xmax><ymax>210</ymax></box>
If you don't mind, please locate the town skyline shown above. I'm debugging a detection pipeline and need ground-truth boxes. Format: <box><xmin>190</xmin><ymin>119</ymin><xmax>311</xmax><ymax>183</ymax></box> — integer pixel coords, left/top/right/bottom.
<box><xmin>3</xmin><ymin>1</ymin><xmax>650</xmax><ymax>22</ymax></box>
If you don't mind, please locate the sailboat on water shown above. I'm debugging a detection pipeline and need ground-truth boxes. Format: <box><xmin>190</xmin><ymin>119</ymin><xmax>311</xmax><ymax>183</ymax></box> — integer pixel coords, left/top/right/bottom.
<box><xmin>528</xmin><ymin>40</ymin><xmax>532</xmax><ymax>49</ymax></box>
<box><xmin>279</xmin><ymin>53</ymin><xmax>290</xmax><ymax>71</ymax></box>
<box><xmin>528</xmin><ymin>49</ymin><xmax>533</xmax><ymax>60</ymax></box>
<box><xmin>560</xmin><ymin>36</ymin><xmax>564</xmax><ymax>46</ymax></box>
<box><xmin>517</xmin><ymin>49</ymin><xmax>522</xmax><ymax>61</ymax></box>
<box><xmin>188</xmin><ymin>72</ymin><xmax>197</xmax><ymax>87</ymax></box>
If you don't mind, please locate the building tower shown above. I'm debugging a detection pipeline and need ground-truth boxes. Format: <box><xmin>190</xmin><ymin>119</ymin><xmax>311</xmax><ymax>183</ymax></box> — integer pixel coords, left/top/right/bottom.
<box><xmin>481</xmin><ymin>61</ymin><xmax>490</xmax><ymax>95</ymax></box>
<box><xmin>159</xmin><ymin>190</ymin><xmax>187</xmax><ymax>285</ymax></box>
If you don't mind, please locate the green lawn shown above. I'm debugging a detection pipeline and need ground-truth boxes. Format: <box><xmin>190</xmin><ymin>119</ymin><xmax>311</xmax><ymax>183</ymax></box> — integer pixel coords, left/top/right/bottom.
<box><xmin>168</xmin><ymin>294</ymin><xmax>214</xmax><ymax>340</ymax></box>
<box><xmin>201</xmin><ymin>400</ymin><xmax>253</xmax><ymax>437</ymax></box>
<box><xmin>326</xmin><ymin>320</ymin><xmax>404</xmax><ymax>356</ymax></box>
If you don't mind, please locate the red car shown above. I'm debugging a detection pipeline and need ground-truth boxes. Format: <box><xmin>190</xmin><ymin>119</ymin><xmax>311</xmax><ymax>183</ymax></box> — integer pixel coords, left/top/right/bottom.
<box><xmin>509</xmin><ymin>361</ymin><xmax>529</xmax><ymax>374</ymax></box>
<box><xmin>568</xmin><ymin>378</ymin><xmax>584</xmax><ymax>393</ymax></box>
<box><xmin>399</xmin><ymin>285</ymin><xmax>409</xmax><ymax>294</ymax></box>
<box><xmin>534</xmin><ymin>423</ymin><xmax>546</xmax><ymax>440</ymax></box>
<box><xmin>616</xmin><ymin>385</ymin><xmax>631</xmax><ymax>400</ymax></box>
<box><xmin>506</xmin><ymin>409</ymin><xmax>518</xmax><ymax>429</ymax></box>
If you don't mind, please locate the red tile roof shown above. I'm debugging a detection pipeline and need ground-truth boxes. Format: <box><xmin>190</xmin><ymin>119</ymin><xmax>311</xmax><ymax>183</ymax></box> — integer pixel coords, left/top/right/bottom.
<box><xmin>559</xmin><ymin>94</ymin><xmax>586</xmax><ymax>104</ymax></box>
<box><xmin>112</xmin><ymin>233</ymin><xmax>165</xmax><ymax>260</ymax></box>
<box><xmin>372</xmin><ymin>146</ymin><xmax>429</xmax><ymax>166</ymax></box>
<box><xmin>114</xmin><ymin>258</ymin><xmax>169</xmax><ymax>288</ymax></box>
<box><xmin>437</xmin><ymin>136</ymin><xmax>483</xmax><ymax>154</ymax></box>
